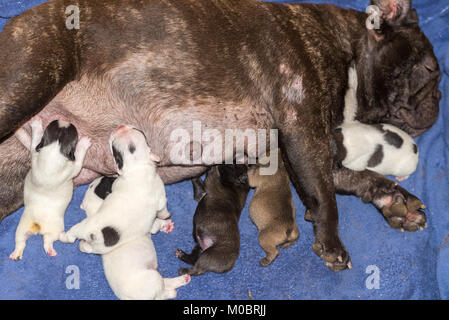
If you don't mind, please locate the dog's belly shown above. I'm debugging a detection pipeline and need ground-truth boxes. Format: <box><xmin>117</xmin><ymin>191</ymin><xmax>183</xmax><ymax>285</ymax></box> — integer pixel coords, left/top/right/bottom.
<box><xmin>31</xmin><ymin>72</ymin><xmax>274</xmax><ymax>185</ymax></box>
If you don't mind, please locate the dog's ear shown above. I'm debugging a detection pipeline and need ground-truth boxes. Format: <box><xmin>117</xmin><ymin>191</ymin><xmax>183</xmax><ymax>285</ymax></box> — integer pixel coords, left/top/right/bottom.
<box><xmin>192</xmin><ymin>177</ymin><xmax>206</xmax><ymax>202</ymax></box>
<box><xmin>370</xmin><ymin>0</ymin><xmax>413</xmax><ymax>27</ymax></box>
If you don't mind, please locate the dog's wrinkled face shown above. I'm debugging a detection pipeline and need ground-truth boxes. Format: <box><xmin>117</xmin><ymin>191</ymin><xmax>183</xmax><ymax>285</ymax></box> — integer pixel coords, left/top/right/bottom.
<box><xmin>357</xmin><ymin>0</ymin><xmax>442</xmax><ymax>137</ymax></box>
<box><xmin>109</xmin><ymin>125</ymin><xmax>158</xmax><ymax>173</ymax></box>
<box><xmin>36</xmin><ymin>120</ymin><xmax>78</xmax><ymax>160</ymax></box>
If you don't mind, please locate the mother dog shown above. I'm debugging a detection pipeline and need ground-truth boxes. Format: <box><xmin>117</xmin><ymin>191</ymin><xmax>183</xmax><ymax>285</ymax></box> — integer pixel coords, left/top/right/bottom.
<box><xmin>0</xmin><ymin>0</ymin><xmax>441</xmax><ymax>270</ymax></box>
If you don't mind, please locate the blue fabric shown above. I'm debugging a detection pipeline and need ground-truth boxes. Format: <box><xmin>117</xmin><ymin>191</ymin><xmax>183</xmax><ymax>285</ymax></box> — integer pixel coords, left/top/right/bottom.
<box><xmin>0</xmin><ymin>0</ymin><xmax>448</xmax><ymax>300</ymax></box>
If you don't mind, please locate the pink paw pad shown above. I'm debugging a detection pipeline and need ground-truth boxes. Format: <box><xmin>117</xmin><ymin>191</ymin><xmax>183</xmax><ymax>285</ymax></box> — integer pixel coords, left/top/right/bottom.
<box><xmin>184</xmin><ymin>274</ymin><xmax>191</xmax><ymax>283</ymax></box>
<box><xmin>46</xmin><ymin>249</ymin><xmax>57</xmax><ymax>257</ymax></box>
<box><xmin>161</xmin><ymin>220</ymin><xmax>175</xmax><ymax>233</ymax></box>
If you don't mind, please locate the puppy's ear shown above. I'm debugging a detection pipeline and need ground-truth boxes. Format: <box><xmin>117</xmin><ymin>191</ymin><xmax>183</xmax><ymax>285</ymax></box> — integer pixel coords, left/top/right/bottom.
<box><xmin>192</xmin><ymin>177</ymin><xmax>206</xmax><ymax>202</ymax></box>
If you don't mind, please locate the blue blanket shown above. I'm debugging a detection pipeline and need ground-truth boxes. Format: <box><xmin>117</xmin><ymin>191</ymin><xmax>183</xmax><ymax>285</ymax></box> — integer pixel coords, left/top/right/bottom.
<box><xmin>0</xmin><ymin>0</ymin><xmax>448</xmax><ymax>300</ymax></box>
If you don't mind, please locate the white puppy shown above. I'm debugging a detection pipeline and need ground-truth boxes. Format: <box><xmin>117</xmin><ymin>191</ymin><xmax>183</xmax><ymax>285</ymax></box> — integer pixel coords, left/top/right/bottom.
<box><xmin>336</xmin><ymin>65</ymin><xmax>419</xmax><ymax>181</ymax></box>
<box><xmin>59</xmin><ymin>125</ymin><xmax>170</xmax><ymax>254</ymax></box>
<box><xmin>334</xmin><ymin>122</ymin><xmax>419</xmax><ymax>181</ymax></box>
<box><xmin>77</xmin><ymin>135</ymin><xmax>189</xmax><ymax>300</ymax></box>
<box><xmin>9</xmin><ymin>119</ymin><xmax>91</xmax><ymax>260</ymax></box>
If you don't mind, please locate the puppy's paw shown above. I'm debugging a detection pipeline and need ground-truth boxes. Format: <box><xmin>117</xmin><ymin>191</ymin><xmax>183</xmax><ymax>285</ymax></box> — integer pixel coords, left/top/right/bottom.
<box><xmin>79</xmin><ymin>240</ymin><xmax>93</xmax><ymax>253</ymax></box>
<box><xmin>30</xmin><ymin>118</ymin><xmax>43</xmax><ymax>132</ymax></box>
<box><xmin>59</xmin><ymin>232</ymin><xmax>76</xmax><ymax>243</ymax></box>
<box><xmin>160</xmin><ymin>220</ymin><xmax>175</xmax><ymax>233</ymax></box>
<box><xmin>9</xmin><ymin>249</ymin><xmax>24</xmax><ymax>261</ymax></box>
<box><xmin>46</xmin><ymin>248</ymin><xmax>57</xmax><ymax>257</ymax></box>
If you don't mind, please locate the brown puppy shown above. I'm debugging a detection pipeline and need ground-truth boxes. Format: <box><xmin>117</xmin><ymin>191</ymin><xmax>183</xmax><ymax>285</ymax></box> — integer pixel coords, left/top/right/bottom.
<box><xmin>248</xmin><ymin>151</ymin><xmax>299</xmax><ymax>267</ymax></box>
<box><xmin>175</xmin><ymin>164</ymin><xmax>250</xmax><ymax>276</ymax></box>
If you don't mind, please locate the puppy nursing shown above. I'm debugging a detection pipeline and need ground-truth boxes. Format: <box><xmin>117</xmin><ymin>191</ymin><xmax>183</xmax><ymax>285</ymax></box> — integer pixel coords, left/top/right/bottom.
<box><xmin>65</xmin><ymin>126</ymin><xmax>189</xmax><ymax>299</ymax></box>
<box><xmin>59</xmin><ymin>125</ymin><xmax>169</xmax><ymax>254</ymax></box>
<box><xmin>176</xmin><ymin>165</ymin><xmax>250</xmax><ymax>276</ymax></box>
<box><xmin>82</xmin><ymin>175</ymin><xmax>188</xmax><ymax>300</ymax></box>
<box><xmin>9</xmin><ymin>119</ymin><xmax>91</xmax><ymax>260</ymax></box>
<box><xmin>247</xmin><ymin>150</ymin><xmax>299</xmax><ymax>266</ymax></box>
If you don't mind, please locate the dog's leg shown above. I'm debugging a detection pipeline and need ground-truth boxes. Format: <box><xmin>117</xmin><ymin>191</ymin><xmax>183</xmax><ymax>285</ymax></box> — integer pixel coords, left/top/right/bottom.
<box><xmin>175</xmin><ymin>245</ymin><xmax>202</xmax><ymax>265</ymax></box>
<box><xmin>257</xmin><ymin>229</ymin><xmax>281</xmax><ymax>267</ymax></box>
<box><xmin>59</xmin><ymin>219</ymin><xmax>89</xmax><ymax>243</ymax></box>
<box><xmin>333</xmin><ymin>167</ymin><xmax>427</xmax><ymax>231</ymax></box>
<box><xmin>276</xmin><ymin>110</ymin><xmax>351</xmax><ymax>271</ymax></box>
<box><xmin>9</xmin><ymin>215</ymin><xmax>34</xmax><ymax>261</ymax></box>
<box><xmin>151</xmin><ymin>218</ymin><xmax>174</xmax><ymax>234</ymax></box>
<box><xmin>43</xmin><ymin>233</ymin><xmax>59</xmax><ymax>257</ymax></box>
<box><xmin>0</xmin><ymin>134</ymin><xmax>29</xmax><ymax>222</ymax></box>
<box><xmin>0</xmin><ymin>5</ymin><xmax>77</xmax><ymax>140</ymax></box>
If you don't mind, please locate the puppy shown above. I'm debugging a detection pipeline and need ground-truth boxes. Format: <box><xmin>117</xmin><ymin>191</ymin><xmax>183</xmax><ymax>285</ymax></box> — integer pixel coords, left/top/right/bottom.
<box><xmin>81</xmin><ymin>176</ymin><xmax>189</xmax><ymax>300</ymax></box>
<box><xmin>9</xmin><ymin>119</ymin><xmax>91</xmax><ymax>260</ymax></box>
<box><xmin>175</xmin><ymin>164</ymin><xmax>250</xmax><ymax>276</ymax></box>
<box><xmin>334</xmin><ymin>122</ymin><xmax>419</xmax><ymax>181</ymax></box>
<box><xmin>59</xmin><ymin>125</ymin><xmax>169</xmax><ymax>255</ymax></box>
<box><xmin>247</xmin><ymin>150</ymin><xmax>299</xmax><ymax>267</ymax></box>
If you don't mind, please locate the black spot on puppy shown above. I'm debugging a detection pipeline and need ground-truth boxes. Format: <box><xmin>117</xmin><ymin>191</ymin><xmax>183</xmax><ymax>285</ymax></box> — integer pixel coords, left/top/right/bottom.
<box><xmin>413</xmin><ymin>144</ymin><xmax>418</xmax><ymax>154</ymax></box>
<box><xmin>384</xmin><ymin>130</ymin><xmax>404</xmax><ymax>148</ymax></box>
<box><xmin>367</xmin><ymin>144</ymin><xmax>384</xmax><ymax>168</ymax></box>
<box><xmin>112</xmin><ymin>145</ymin><xmax>124</xmax><ymax>170</ymax></box>
<box><xmin>129</xmin><ymin>143</ymin><xmax>136</xmax><ymax>154</ymax></box>
<box><xmin>94</xmin><ymin>176</ymin><xmax>117</xmax><ymax>200</ymax></box>
<box><xmin>102</xmin><ymin>226</ymin><xmax>120</xmax><ymax>247</ymax></box>
<box><xmin>36</xmin><ymin>120</ymin><xmax>78</xmax><ymax>160</ymax></box>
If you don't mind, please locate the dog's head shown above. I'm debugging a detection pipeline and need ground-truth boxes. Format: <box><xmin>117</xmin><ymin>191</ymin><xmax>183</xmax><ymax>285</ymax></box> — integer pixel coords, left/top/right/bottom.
<box><xmin>218</xmin><ymin>164</ymin><xmax>249</xmax><ymax>189</ymax></box>
<box><xmin>36</xmin><ymin>120</ymin><xmax>78</xmax><ymax>160</ymax></box>
<box><xmin>109</xmin><ymin>125</ymin><xmax>160</xmax><ymax>174</ymax></box>
<box><xmin>356</xmin><ymin>0</ymin><xmax>441</xmax><ymax>137</ymax></box>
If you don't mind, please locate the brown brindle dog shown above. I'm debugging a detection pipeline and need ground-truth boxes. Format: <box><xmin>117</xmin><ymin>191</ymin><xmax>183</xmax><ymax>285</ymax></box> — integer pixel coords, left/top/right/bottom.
<box><xmin>248</xmin><ymin>150</ymin><xmax>299</xmax><ymax>267</ymax></box>
<box><xmin>0</xmin><ymin>0</ymin><xmax>442</xmax><ymax>271</ymax></box>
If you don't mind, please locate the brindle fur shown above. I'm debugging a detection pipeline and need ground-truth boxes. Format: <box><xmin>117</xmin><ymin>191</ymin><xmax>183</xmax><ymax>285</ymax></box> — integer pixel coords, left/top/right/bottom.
<box><xmin>0</xmin><ymin>0</ymin><xmax>441</xmax><ymax>270</ymax></box>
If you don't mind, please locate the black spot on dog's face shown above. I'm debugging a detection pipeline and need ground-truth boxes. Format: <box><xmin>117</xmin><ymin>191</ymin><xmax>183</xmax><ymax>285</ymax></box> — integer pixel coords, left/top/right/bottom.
<box><xmin>384</xmin><ymin>130</ymin><xmax>404</xmax><ymax>148</ymax></box>
<box><xmin>112</xmin><ymin>145</ymin><xmax>124</xmax><ymax>171</ymax></box>
<box><xmin>128</xmin><ymin>143</ymin><xmax>136</xmax><ymax>154</ymax></box>
<box><xmin>36</xmin><ymin>120</ymin><xmax>78</xmax><ymax>160</ymax></box>
<box><xmin>94</xmin><ymin>176</ymin><xmax>117</xmax><ymax>200</ymax></box>
<box><xmin>413</xmin><ymin>144</ymin><xmax>418</xmax><ymax>154</ymax></box>
<box><xmin>101</xmin><ymin>226</ymin><xmax>120</xmax><ymax>247</ymax></box>
<box><xmin>367</xmin><ymin>144</ymin><xmax>384</xmax><ymax>168</ymax></box>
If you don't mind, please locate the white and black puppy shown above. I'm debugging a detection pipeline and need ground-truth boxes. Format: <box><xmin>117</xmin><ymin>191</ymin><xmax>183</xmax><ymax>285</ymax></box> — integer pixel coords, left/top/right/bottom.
<box><xmin>59</xmin><ymin>125</ymin><xmax>169</xmax><ymax>254</ymax></box>
<box><xmin>9</xmin><ymin>119</ymin><xmax>91</xmax><ymax>260</ymax></box>
<box><xmin>334</xmin><ymin>122</ymin><xmax>419</xmax><ymax>181</ymax></box>
<box><xmin>81</xmin><ymin>176</ymin><xmax>187</xmax><ymax>300</ymax></box>
<box><xmin>336</xmin><ymin>65</ymin><xmax>419</xmax><ymax>181</ymax></box>
<box><xmin>81</xmin><ymin>175</ymin><xmax>174</xmax><ymax>234</ymax></box>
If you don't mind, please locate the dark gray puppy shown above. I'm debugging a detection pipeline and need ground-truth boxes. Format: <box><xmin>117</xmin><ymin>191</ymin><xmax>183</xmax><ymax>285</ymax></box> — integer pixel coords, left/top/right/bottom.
<box><xmin>175</xmin><ymin>164</ymin><xmax>250</xmax><ymax>276</ymax></box>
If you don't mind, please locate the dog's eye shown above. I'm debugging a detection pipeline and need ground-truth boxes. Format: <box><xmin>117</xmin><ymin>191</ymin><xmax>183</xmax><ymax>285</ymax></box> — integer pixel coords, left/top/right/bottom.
<box><xmin>129</xmin><ymin>143</ymin><xmax>136</xmax><ymax>154</ymax></box>
<box><xmin>90</xmin><ymin>233</ymin><xmax>97</xmax><ymax>241</ymax></box>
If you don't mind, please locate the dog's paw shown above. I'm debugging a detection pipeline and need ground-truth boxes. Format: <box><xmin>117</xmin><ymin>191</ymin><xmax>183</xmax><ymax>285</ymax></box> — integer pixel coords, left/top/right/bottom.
<box><xmin>374</xmin><ymin>186</ymin><xmax>427</xmax><ymax>232</ymax></box>
<box><xmin>46</xmin><ymin>248</ymin><xmax>57</xmax><ymax>257</ymax></box>
<box><xmin>79</xmin><ymin>240</ymin><xmax>93</xmax><ymax>253</ymax></box>
<box><xmin>175</xmin><ymin>249</ymin><xmax>186</xmax><ymax>259</ymax></box>
<box><xmin>160</xmin><ymin>220</ymin><xmax>175</xmax><ymax>233</ymax></box>
<box><xmin>312</xmin><ymin>237</ymin><xmax>352</xmax><ymax>271</ymax></box>
<box><xmin>9</xmin><ymin>249</ymin><xmax>24</xmax><ymax>261</ymax></box>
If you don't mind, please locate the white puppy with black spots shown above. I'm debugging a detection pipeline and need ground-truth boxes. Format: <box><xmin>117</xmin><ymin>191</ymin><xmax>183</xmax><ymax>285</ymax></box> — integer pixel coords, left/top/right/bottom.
<box><xmin>9</xmin><ymin>119</ymin><xmax>91</xmax><ymax>260</ymax></box>
<box><xmin>81</xmin><ymin>175</ymin><xmax>188</xmax><ymax>300</ymax></box>
<box><xmin>60</xmin><ymin>125</ymin><xmax>190</xmax><ymax>299</ymax></box>
<box><xmin>336</xmin><ymin>65</ymin><xmax>419</xmax><ymax>181</ymax></box>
